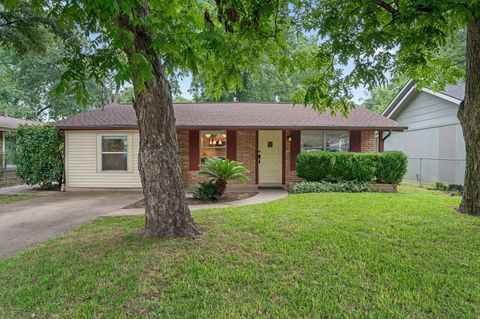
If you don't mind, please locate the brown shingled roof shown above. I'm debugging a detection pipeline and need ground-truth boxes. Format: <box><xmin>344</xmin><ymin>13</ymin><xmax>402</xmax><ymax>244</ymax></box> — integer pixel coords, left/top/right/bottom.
<box><xmin>56</xmin><ymin>103</ymin><xmax>407</xmax><ymax>130</ymax></box>
<box><xmin>0</xmin><ymin>116</ymin><xmax>38</xmax><ymax>130</ymax></box>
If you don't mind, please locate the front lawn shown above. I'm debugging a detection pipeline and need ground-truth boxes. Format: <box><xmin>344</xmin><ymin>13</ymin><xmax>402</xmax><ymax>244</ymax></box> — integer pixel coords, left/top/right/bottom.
<box><xmin>0</xmin><ymin>194</ymin><xmax>35</xmax><ymax>205</ymax></box>
<box><xmin>1</xmin><ymin>187</ymin><xmax>479</xmax><ymax>318</ymax></box>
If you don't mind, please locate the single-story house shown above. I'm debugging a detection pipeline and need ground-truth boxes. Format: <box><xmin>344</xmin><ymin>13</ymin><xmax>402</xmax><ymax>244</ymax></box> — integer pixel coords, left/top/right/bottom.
<box><xmin>0</xmin><ymin>115</ymin><xmax>38</xmax><ymax>182</ymax></box>
<box><xmin>0</xmin><ymin>116</ymin><xmax>38</xmax><ymax>157</ymax></box>
<box><xmin>382</xmin><ymin>80</ymin><xmax>466</xmax><ymax>185</ymax></box>
<box><xmin>56</xmin><ymin>103</ymin><xmax>406</xmax><ymax>190</ymax></box>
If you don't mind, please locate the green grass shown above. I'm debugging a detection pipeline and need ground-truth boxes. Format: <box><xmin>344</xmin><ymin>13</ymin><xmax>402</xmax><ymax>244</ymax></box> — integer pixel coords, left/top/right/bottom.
<box><xmin>0</xmin><ymin>194</ymin><xmax>35</xmax><ymax>205</ymax></box>
<box><xmin>1</xmin><ymin>187</ymin><xmax>479</xmax><ymax>318</ymax></box>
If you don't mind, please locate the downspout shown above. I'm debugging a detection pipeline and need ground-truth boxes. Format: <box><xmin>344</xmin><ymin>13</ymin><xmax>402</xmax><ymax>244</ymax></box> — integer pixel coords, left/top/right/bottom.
<box><xmin>379</xmin><ymin>130</ymin><xmax>392</xmax><ymax>152</ymax></box>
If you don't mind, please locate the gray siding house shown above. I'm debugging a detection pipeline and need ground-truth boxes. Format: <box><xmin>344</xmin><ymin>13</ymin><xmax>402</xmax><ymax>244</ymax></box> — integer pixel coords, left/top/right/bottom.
<box><xmin>382</xmin><ymin>80</ymin><xmax>466</xmax><ymax>185</ymax></box>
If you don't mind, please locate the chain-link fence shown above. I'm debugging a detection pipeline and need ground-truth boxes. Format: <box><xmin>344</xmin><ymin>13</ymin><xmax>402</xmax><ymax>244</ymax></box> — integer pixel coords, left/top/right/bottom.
<box><xmin>407</xmin><ymin>157</ymin><xmax>466</xmax><ymax>187</ymax></box>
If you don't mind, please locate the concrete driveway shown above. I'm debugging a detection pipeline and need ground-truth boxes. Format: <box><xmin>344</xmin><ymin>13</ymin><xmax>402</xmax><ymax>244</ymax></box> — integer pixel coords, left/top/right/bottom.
<box><xmin>0</xmin><ymin>190</ymin><xmax>143</xmax><ymax>259</ymax></box>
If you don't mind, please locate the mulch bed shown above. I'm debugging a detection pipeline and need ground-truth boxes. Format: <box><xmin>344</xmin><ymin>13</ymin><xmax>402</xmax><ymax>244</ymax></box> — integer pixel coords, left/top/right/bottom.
<box><xmin>123</xmin><ymin>192</ymin><xmax>258</xmax><ymax>208</ymax></box>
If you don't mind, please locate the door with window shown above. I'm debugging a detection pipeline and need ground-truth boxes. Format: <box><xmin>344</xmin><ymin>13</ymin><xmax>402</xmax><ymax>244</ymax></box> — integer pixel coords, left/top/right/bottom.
<box><xmin>258</xmin><ymin>130</ymin><xmax>282</xmax><ymax>184</ymax></box>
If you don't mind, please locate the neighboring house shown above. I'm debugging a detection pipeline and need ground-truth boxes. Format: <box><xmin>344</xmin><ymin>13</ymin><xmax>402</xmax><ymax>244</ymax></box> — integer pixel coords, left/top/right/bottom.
<box><xmin>0</xmin><ymin>116</ymin><xmax>38</xmax><ymax>181</ymax></box>
<box><xmin>382</xmin><ymin>80</ymin><xmax>465</xmax><ymax>185</ymax></box>
<box><xmin>56</xmin><ymin>103</ymin><xmax>406</xmax><ymax>190</ymax></box>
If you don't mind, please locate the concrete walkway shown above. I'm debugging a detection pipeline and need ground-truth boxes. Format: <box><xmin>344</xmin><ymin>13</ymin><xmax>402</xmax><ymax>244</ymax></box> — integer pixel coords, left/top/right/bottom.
<box><xmin>105</xmin><ymin>189</ymin><xmax>289</xmax><ymax>216</ymax></box>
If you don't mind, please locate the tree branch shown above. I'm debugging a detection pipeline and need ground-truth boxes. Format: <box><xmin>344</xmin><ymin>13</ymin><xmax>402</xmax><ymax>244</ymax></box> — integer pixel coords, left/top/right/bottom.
<box><xmin>372</xmin><ymin>0</ymin><xmax>398</xmax><ymax>14</ymax></box>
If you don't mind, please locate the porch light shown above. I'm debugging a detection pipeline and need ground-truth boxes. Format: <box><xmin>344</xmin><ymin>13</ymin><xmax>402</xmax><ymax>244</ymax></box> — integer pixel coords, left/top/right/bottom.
<box><xmin>287</xmin><ymin>135</ymin><xmax>293</xmax><ymax>142</ymax></box>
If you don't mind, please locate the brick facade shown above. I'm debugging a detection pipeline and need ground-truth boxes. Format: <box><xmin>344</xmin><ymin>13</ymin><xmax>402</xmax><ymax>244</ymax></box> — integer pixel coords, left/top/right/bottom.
<box><xmin>360</xmin><ymin>131</ymin><xmax>377</xmax><ymax>152</ymax></box>
<box><xmin>285</xmin><ymin>130</ymin><xmax>303</xmax><ymax>185</ymax></box>
<box><xmin>178</xmin><ymin>129</ymin><xmax>378</xmax><ymax>189</ymax></box>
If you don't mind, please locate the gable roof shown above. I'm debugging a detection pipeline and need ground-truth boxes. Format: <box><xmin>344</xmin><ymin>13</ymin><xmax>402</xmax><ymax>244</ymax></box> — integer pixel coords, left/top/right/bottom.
<box><xmin>0</xmin><ymin>116</ymin><xmax>38</xmax><ymax>130</ymax></box>
<box><xmin>56</xmin><ymin>102</ymin><xmax>407</xmax><ymax>131</ymax></box>
<box><xmin>382</xmin><ymin>80</ymin><xmax>465</xmax><ymax>118</ymax></box>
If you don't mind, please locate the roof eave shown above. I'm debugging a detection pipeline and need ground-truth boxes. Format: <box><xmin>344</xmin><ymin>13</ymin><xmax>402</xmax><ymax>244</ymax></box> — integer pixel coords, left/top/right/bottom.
<box><xmin>381</xmin><ymin>80</ymin><xmax>416</xmax><ymax>118</ymax></box>
<box><xmin>59</xmin><ymin>125</ymin><xmax>407</xmax><ymax>131</ymax></box>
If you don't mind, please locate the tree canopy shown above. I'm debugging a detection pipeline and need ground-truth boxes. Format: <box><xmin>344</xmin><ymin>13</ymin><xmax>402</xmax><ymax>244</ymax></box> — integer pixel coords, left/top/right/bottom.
<box><xmin>363</xmin><ymin>29</ymin><xmax>466</xmax><ymax>114</ymax></box>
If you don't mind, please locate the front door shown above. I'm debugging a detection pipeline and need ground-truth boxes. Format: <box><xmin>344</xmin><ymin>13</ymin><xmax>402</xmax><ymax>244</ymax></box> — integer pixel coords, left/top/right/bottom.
<box><xmin>258</xmin><ymin>130</ymin><xmax>283</xmax><ymax>184</ymax></box>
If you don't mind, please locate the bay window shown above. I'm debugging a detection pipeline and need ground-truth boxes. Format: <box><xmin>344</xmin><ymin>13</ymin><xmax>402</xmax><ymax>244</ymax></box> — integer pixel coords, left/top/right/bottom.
<box><xmin>200</xmin><ymin>130</ymin><xmax>226</xmax><ymax>162</ymax></box>
<box><xmin>301</xmin><ymin>130</ymin><xmax>350</xmax><ymax>152</ymax></box>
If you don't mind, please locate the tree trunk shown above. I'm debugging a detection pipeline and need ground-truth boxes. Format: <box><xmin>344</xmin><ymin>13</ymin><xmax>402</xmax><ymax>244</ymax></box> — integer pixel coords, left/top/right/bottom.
<box><xmin>116</xmin><ymin>6</ymin><xmax>199</xmax><ymax>238</ymax></box>
<box><xmin>215</xmin><ymin>179</ymin><xmax>227</xmax><ymax>196</ymax></box>
<box><xmin>458</xmin><ymin>15</ymin><xmax>480</xmax><ymax>215</ymax></box>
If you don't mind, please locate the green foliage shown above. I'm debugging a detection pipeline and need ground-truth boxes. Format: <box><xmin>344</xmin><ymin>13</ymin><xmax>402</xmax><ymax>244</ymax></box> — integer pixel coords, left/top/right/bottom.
<box><xmin>0</xmin><ymin>45</ymin><xmax>107</xmax><ymax>120</ymax></box>
<box><xmin>363</xmin><ymin>76</ymin><xmax>409</xmax><ymax>113</ymax></box>
<box><xmin>2</xmin><ymin>187</ymin><xmax>478</xmax><ymax>318</ymax></box>
<box><xmin>14</xmin><ymin>0</ymin><xmax>292</xmax><ymax>105</ymax></box>
<box><xmin>434</xmin><ymin>182</ymin><xmax>449</xmax><ymax>191</ymax></box>
<box><xmin>296</xmin><ymin>151</ymin><xmax>407</xmax><ymax>184</ymax></box>
<box><xmin>0</xmin><ymin>1</ymin><xmax>55</xmax><ymax>55</ymax></box>
<box><xmin>198</xmin><ymin>158</ymin><xmax>249</xmax><ymax>182</ymax></box>
<box><xmin>376</xmin><ymin>151</ymin><xmax>408</xmax><ymax>184</ymax></box>
<box><xmin>15</xmin><ymin>125</ymin><xmax>64</xmax><ymax>186</ymax></box>
<box><xmin>292</xmin><ymin>181</ymin><xmax>373</xmax><ymax>194</ymax></box>
<box><xmin>287</xmin><ymin>1</ymin><xmax>470</xmax><ymax>112</ymax></box>
<box><xmin>190</xmin><ymin>34</ymin><xmax>312</xmax><ymax>103</ymax></box>
<box><xmin>192</xmin><ymin>181</ymin><xmax>219</xmax><ymax>202</ymax></box>
<box><xmin>363</xmin><ymin>30</ymin><xmax>466</xmax><ymax>113</ymax></box>
<box><xmin>198</xmin><ymin>158</ymin><xmax>249</xmax><ymax>195</ymax></box>
<box><xmin>296</xmin><ymin>152</ymin><xmax>379</xmax><ymax>183</ymax></box>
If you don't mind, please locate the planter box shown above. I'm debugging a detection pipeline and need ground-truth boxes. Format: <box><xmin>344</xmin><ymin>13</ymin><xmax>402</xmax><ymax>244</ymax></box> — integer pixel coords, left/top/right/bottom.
<box><xmin>372</xmin><ymin>183</ymin><xmax>397</xmax><ymax>193</ymax></box>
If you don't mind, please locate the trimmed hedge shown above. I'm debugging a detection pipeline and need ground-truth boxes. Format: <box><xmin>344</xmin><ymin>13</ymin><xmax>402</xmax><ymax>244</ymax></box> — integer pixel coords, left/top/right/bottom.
<box><xmin>376</xmin><ymin>151</ymin><xmax>408</xmax><ymax>184</ymax></box>
<box><xmin>296</xmin><ymin>151</ymin><xmax>407</xmax><ymax>184</ymax></box>
<box><xmin>292</xmin><ymin>181</ymin><xmax>374</xmax><ymax>193</ymax></box>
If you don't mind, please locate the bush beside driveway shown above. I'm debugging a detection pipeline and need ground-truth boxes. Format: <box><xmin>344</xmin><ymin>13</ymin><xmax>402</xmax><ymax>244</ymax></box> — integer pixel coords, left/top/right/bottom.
<box><xmin>1</xmin><ymin>187</ymin><xmax>478</xmax><ymax>318</ymax></box>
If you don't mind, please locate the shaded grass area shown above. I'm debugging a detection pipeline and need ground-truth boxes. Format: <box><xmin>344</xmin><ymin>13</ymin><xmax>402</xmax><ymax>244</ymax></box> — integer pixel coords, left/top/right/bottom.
<box><xmin>1</xmin><ymin>187</ymin><xmax>479</xmax><ymax>318</ymax></box>
<box><xmin>0</xmin><ymin>194</ymin><xmax>35</xmax><ymax>205</ymax></box>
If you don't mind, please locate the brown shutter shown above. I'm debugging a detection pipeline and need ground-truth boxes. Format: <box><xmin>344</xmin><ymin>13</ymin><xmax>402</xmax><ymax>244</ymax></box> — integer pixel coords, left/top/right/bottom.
<box><xmin>226</xmin><ymin>130</ymin><xmax>237</xmax><ymax>160</ymax></box>
<box><xmin>350</xmin><ymin>131</ymin><xmax>361</xmax><ymax>152</ymax></box>
<box><xmin>290</xmin><ymin>130</ymin><xmax>301</xmax><ymax>171</ymax></box>
<box><xmin>189</xmin><ymin>130</ymin><xmax>200</xmax><ymax>170</ymax></box>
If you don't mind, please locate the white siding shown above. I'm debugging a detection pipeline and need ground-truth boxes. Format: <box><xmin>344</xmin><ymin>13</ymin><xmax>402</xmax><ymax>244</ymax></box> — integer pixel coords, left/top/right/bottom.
<box><xmin>65</xmin><ymin>130</ymin><xmax>141</xmax><ymax>189</ymax></box>
<box><xmin>385</xmin><ymin>91</ymin><xmax>466</xmax><ymax>185</ymax></box>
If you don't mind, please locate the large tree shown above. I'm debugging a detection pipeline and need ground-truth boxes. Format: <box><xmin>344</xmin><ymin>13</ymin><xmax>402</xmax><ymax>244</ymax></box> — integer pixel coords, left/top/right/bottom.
<box><xmin>363</xmin><ymin>30</ymin><xmax>466</xmax><ymax>113</ymax></box>
<box><xmin>0</xmin><ymin>3</ymin><xmax>127</xmax><ymax>120</ymax></box>
<box><xmin>289</xmin><ymin>1</ymin><xmax>479</xmax><ymax>215</ymax></box>
<box><xmin>190</xmin><ymin>33</ymin><xmax>313</xmax><ymax>102</ymax></box>
<box><xmin>11</xmin><ymin>0</ymin><xmax>291</xmax><ymax>238</ymax></box>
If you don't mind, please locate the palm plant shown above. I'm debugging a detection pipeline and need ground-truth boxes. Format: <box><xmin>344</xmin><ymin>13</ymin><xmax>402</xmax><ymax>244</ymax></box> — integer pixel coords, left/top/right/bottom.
<box><xmin>197</xmin><ymin>158</ymin><xmax>249</xmax><ymax>196</ymax></box>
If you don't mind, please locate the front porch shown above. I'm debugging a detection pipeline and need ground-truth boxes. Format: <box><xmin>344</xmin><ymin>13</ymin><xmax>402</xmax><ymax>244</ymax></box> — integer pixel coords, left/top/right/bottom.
<box><xmin>177</xmin><ymin>128</ymin><xmax>378</xmax><ymax>190</ymax></box>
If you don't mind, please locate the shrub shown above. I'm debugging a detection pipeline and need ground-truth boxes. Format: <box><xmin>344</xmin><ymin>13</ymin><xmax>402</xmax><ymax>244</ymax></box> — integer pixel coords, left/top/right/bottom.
<box><xmin>296</xmin><ymin>151</ymin><xmax>378</xmax><ymax>183</ymax></box>
<box><xmin>192</xmin><ymin>181</ymin><xmax>219</xmax><ymax>201</ymax></box>
<box><xmin>292</xmin><ymin>181</ymin><xmax>374</xmax><ymax>194</ymax></box>
<box><xmin>15</xmin><ymin>125</ymin><xmax>64</xmax><ymax>187</ymax></box>
<box><xmin>197</xmin><ymin>157</ymin><xmax>249</xmax><ymax>196</ymax></box>
<box><xmin>434</xmin><ymin>182</ymin><xmax>449</xmax><ymax>191</ymax></box>
<box><xmin>447</xmin><ymin>184</ymin><xmax>463</xmax><ymax>194</ymax></box>
<box><xmin>376</xmin><ymin>151</ymin><xmax>408</xmax><ymax>184</ymax></box>
<box><xmin>296</xmin><ymin>151</ymin><xmax>407</xmax><ymax>184</ymax></box>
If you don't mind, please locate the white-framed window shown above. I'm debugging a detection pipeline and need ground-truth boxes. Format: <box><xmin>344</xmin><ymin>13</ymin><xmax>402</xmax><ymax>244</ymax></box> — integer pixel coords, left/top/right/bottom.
<box><xmin>200</xmin><ymin>130</ymin><xmax>226</xmax><ymax>163</ymax></box>
<box><xmin>301</xmin><ymin>130</ymin><xmax>350</xmax><ymax>152</ymax></box>
<box><xmin>325</xmin><ymin>131</ymin><xmax>349</xmax><ymax>152</ymax></box>
<box><xmin>101</xmin><ymin>136</ymin><xmax>128</xmax><ymax>171</ymax></box>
